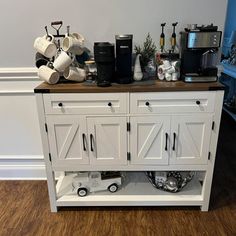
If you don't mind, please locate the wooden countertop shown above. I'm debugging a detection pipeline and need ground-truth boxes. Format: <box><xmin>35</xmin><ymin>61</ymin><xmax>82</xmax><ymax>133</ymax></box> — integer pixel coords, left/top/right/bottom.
<box><xmin>34</xmin><ymin>79</ymin><xmax>224</xmax><ymax>93</ymax></box>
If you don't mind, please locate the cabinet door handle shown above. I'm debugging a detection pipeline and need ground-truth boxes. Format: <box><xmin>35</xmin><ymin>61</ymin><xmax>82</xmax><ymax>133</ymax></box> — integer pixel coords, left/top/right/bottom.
<box><xmin>82</xmin><ymin>133</ymin><xmax>86</xmax><ymax>151</ymax></box>
<box><xmin>90</xmin><ymin>134</ymin><xmax>94</xmax><ymax>152</ymax></box>
<box><xmin>165</xmin><ymin>133</ymin><xmax>168</xmax><ymax>151</ymax></box>
<box><xmin>196</xmin><ymin>100</ymin><xmax>201</xmax><ymax>105</ymax></box>
<box><xmin>108</xmin><ymin>102</ymin><xmax>112</xmax><ymax>107</ymax></box>
<box><xmin>145</xmin><ymin>101</ymin><xmax>150</xmax><ymax>106</ymax></box>
<box><xmin>172</xmin><ymin>132</ymin><xmax>176</xmax><ymax>151</ymax></box>
<box><xmin>58</xmin><ymin>102</ymin><xmax>63</xmax><ymax>107</ymax></box>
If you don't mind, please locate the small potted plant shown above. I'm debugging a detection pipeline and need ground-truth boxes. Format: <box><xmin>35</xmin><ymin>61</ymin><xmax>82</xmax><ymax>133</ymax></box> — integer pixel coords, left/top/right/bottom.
<box><xmin>134</xmin><ymin>33</ymin><xmax>157</xmax><ymax>78</ymax></box>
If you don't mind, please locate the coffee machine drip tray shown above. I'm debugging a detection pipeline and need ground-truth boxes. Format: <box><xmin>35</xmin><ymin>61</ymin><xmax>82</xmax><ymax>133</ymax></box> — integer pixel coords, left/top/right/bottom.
<box><xmin>184</xmin><ymin>75</ymin><xmax>217</xmax><ymax>83</ymax></box>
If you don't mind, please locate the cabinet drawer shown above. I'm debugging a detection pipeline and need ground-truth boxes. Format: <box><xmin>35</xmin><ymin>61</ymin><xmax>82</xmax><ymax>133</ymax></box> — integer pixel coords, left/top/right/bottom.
<box><xmin>130</xmin><ymin>92</ymin><xmax>215</xmax><ymax>114</ymax></box>
<box><xmin>44</xmin><ymin>93</ymin><xmax>128</xmax><ymax>114</ymax></box>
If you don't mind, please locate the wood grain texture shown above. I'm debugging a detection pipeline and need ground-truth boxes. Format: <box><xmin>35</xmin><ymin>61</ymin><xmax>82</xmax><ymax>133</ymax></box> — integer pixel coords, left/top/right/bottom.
<box><xmin>0</xmin><ymin>112</ymin><xmax>235</xmax><ymax>236</ymax></box>
<box><xmin>34</xmin><ymin>79</ymin><xmax>224</xmax><ymax>93</ymax></box>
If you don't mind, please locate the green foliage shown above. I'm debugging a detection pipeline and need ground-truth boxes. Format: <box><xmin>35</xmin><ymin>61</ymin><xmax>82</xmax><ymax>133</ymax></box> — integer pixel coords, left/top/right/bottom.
<box><xmin>134</xmin><ymin>33</ymin><xmax>157</xmax><ymax>70</ymax></box>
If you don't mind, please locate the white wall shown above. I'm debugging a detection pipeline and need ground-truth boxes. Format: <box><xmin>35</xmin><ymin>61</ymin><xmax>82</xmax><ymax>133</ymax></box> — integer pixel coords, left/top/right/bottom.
<box><xmin>0</xmin><ymin>0</ymin><xmax>228</xmax><ymax>67</ymax></box>
<box><xmin>0</xmin><ymin>0</ymin><xmax>228</xmax><ymax>179</ymax></box>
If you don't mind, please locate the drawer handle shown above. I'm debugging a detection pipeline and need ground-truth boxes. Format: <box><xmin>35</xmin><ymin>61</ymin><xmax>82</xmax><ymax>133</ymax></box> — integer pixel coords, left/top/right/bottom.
<box><xmin>108</xmin><ymin>102</ymin><xmax>112</xmax><ymax>107</ymax></box>
<box><xmin>172</xmin><ymin>132</ymin><xmax>176</xmax><ymax>151</ymax></box>
<box><xmin>165</xmin><ymin>133</ymin><xmax>168</xmax><ymax>151</ymax></box>
<box><xmin>145</xmin><ymin>101</ymin><xmax>150</xmax><ymax>106</ymax></box>
<box><xmin>58</xmin><ymin>102</ymin><xmax>63</xmax><ymax>107</ymax></box>
<box><xmin>90</xmin><ymin>134</ymin><xmax>94</xmax><ymax>152</ymax></box>
<box><xmin>196</xmin><ymin>100</ymin><xmax>201</xmax><ymax>105</ymax></box>
<box><xmin>82</xmin><ymin>133</ymin><xmax>87</xmax><ymax>151</ymax></box>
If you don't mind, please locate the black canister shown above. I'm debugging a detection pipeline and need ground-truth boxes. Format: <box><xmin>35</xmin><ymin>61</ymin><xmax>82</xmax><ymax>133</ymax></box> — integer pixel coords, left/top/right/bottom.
<box><xmin>94</xmin><ymin>42</ymin><xmax>115</xmax><ymax>87</ymax></box>
<box><xmin>115</xmin><ymin>34</ymin><xmax>133</xmax><ymax>84</ymax></box>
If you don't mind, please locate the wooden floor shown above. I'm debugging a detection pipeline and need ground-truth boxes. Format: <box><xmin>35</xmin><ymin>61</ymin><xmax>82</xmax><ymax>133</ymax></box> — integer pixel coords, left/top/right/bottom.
<box><xmin>0</xmin><ymin>111</ymin><xmax>236</xmax><ymax>236</ymax></box>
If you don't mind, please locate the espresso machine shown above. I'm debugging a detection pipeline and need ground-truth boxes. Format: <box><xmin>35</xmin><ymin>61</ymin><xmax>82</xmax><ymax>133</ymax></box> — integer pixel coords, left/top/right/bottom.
<box><xmin>180</xmin><ymin>24</ymin><xmax>222</xmax><ymax>82</ymax></box>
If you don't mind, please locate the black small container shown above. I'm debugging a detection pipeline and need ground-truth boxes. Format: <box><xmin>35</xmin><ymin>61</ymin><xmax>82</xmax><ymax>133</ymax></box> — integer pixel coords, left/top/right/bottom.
<box><xmin>94</xmin><ymin>42</ymin><xmax>115</xmax><ymax>87</ymax></box>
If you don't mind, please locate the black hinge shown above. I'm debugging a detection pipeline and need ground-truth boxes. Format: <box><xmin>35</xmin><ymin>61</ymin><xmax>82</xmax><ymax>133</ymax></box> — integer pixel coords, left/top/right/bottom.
<box><xmin>49</xmin><ymin>153</ymin><xmax>52</xmax><ymax>162</ymax></box>
<box><xmin>208</xmin><ymin>152</ymin><xmax>211</xmax><ymax>160</ymax></box>
<box><xmin>212</xmin><ymin>121</ymin><xmax>215</xmax><ymax>130</ymax></box>
<box><xmin>45</xmin><ymin>123</ymin><xmax>48</xmax><ymax>133</ymax></box>
<box><xmin>127</xmin><ymin>152</ymin><xmax>131</xmax><ymax>161</ymax></box>
<box><xmin>127</xmin><ymin>122</ymin><xmax>131</xmax><ymax>132</ymax></box>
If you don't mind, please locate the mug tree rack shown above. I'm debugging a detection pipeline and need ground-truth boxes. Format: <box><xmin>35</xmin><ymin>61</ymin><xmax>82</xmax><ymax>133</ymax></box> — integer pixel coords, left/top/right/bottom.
<box><xmin>45</xmin><ymin>21</ymin><xmax>69</xmax><ymax>48</ymax></box>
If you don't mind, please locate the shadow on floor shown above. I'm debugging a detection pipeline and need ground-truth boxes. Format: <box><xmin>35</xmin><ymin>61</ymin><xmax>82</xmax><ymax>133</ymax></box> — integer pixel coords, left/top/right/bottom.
<box><xmin>210</xmin><ymin>111</ymin><xmax>236</xmax><ymax>210</ymax></box>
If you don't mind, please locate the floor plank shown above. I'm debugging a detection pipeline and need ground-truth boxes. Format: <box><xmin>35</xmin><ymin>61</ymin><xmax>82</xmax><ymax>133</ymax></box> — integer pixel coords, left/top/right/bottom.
<box><xmin>0</xmin><ymin>111</ymin><xmax>235</xmax><ymax>236</ymax></box>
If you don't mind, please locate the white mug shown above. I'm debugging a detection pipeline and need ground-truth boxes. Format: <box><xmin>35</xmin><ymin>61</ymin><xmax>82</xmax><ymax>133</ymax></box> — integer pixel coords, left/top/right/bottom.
<box><xmin>162</xmin><ymin>60</ymin><xmax>172</xmax><ymax>70</ymax></box>
<box><xmin>63</xmin><ymin>66</ymin><xmax>86</xmax><ymax>82</ymax></box>
<box><xmin>53</xmin><ymin>51</ymin><xmax>73</xmax><ymax>72</ymax></box>
<box><xmin>165</xmin><ymin>72</ymin><xmax>172</xmax><ymax>81</ymax></box>
<box><xmin>157</xmin><ymin>65</ymin><xmax>166</xmax><ymax>80</ymax></box>
<box><xmin>62</xmin><ymin>33</ymin><xmax>85</xmax><ymax>55</ymax></box>
<box><xmin>172</xmin><ymin>72</ymin><xmax>180</xmax><ymax>81</ymax></box>
<box><xmin>166</xmin><ymin>65</ymin><xmax>176</xmax><ymax>74</ymax></box>
<box><xmin>34</xmin><ymin>34</ymin><xmax>57</xmax><ymax>58</ymax></box>
<box><xmin>38</xmin><ymin>65</ymin><xmax>60</xmax><ymax>84</ymax></box>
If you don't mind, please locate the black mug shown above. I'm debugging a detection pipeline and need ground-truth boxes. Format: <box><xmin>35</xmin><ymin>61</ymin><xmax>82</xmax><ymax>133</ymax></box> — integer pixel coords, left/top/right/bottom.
<box><xmin>35</xmin><ymin>52</ymin><xmax>50</xmax><ymax>68</ymax></box>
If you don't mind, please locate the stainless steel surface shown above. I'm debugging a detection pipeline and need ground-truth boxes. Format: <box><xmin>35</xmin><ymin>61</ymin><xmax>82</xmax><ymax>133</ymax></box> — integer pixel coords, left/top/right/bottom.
<box><xmin>187</xmin><ymin>32</ymin><xmax>221</xmax><ymax>48</ymax></box>
<box><xmin>115</xmin><ymin>34</ymin><xmax>133</xmax><ymax>40</ymax></box>
<box><xmin>184</xmin><ymin>76</ymin><xmax>218</xmax><ymax>82</ymax></box>
<box><xmin>201</xmin><ymin>49</ymin><xmax>219</xmax><ymax>69</ymax></box>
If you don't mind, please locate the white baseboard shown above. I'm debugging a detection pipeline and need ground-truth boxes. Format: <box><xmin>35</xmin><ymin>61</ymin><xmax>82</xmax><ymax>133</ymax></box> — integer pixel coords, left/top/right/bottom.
<box><xmin>0</xmin><ymin>155</ymin><xmax>46</xmax><ymax>180</ymax></box>
<box><xmin>0</xmin><ymin>165</ymin><xmax>46</xmax><ymax>180</ymax></box>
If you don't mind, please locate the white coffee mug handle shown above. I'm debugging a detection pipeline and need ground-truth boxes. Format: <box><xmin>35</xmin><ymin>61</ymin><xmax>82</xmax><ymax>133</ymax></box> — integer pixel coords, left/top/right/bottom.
<box><xmin>43</xmin><ymin>34</ymin><xmax>54</xmax><ymax>42</ymax></box>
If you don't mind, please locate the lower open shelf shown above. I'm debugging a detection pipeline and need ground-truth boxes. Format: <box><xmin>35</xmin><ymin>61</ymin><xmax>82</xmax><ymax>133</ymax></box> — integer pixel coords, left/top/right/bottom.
<box><xmin>56</xmin><ymin>172</ymin><xmax>204</xmax><ymax>207</ymax></box>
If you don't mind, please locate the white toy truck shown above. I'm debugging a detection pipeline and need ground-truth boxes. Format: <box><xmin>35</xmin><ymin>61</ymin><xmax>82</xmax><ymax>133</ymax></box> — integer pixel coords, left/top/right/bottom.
<box><xmin>72</xmin><ymin>171</ymin><xmax>122</xmax><ymax>197</ymax></box>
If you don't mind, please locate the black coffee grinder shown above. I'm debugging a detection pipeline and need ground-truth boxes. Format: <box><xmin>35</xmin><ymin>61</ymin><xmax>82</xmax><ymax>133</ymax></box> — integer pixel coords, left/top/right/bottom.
<box><xmin>94</xmin><ymin>42</ymin><xmax>115</xmax><ymax>87</ymax></box>
<box><xmin>115</xmin><ymin>35</ymin><xmax>133</xmax><ymax>84</ymax></box>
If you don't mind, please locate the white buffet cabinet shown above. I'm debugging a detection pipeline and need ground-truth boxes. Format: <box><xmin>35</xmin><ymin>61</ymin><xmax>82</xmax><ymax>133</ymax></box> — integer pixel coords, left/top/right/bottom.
<box><xmin>35</xmin><ymin>82</ymin><xmax>224</xmax><ymax>212</ymax></box>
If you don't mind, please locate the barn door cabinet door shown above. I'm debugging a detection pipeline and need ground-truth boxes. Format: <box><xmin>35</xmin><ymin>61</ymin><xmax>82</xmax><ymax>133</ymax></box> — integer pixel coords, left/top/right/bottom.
<box><xmin>46</xmin><ymin>115</ymin><xmax>89</xmax><ymax>168</ymax></box>
<box><xmin>130</xmin><ymin>116</ymin><xmax>171</xmax><ymax>165</ymax></box>
<box><xmin>130</xmin><ymin>114</ymin><xmax>213</xmax><ymax>165</ymax></box>
<box><xmin>87</xmin><ymin>116</ymin><xmax>128</xmax><ymax>165</ymax></box>
<box><xmin>170</xmin><ymin>114</ymin><xmax>213</xmax><ymax>165</ymax></box>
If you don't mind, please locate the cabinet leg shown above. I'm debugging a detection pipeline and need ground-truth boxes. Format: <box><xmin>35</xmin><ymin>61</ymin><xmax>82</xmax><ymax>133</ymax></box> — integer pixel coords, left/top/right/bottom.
<box><xmin>45</xmin><ymin>168</ymin><xmax>58</xmax><ymax>213</ymax></box>
<box><xmin>201</xmin><ymin>203</ymin><xmax>209</xmax><ymax>212</ymax></box>
<box><xmin>50</xmin><ymin>205</ymin><xmax>58</xmax><ymax>213</ymax></box>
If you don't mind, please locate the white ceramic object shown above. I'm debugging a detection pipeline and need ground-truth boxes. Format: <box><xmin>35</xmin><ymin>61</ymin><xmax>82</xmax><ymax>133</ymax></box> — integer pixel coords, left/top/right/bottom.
<box><xmin>171</xmin><ymin>60</ymin><xmax>181</xmax><ymax>69</ymax></box>
<box><xmin>165</xmin><ymin>72</ymin><xmax>172</xmax><ymax>81</ymax></box>
<box><xmin>171</xmin><ymin>72</ymin><xmax>178</xmax><ymax>81</ymax></box>
<box><xmin>64</xmin><ymin>66</ymin><xmax>86</xmax><ymax>82</ymax></box>
<box><xmin>33</xmin><ymin>34</ymin><xmax>57</xmax><ymax>58</ymax></box>
<box><xmin>162</xmin><ymin>60</ymin><xmax>171</xmax><ymax>70</ymax></box>
<box><xmin>157</xmin><ymin>65</ymin><xmax>165</xmax><ymax>80</ymax></box>
<box><xmin>38</xmin><ymin>65</ymin><xmax>60</xmax><ymax>84</ymax></box>
<box><xmin>133</xmin><ymin>54</ymin><xmax>143</xmax><ymax>81</ymax></box>
<box><xmin>172</xmin><ymin>72</ymin><xmax>179</xmax><ymax>81</ymax></box>
<box><xmin>166</xmin><ymin>65</ymin><xmax>176</xmax><ymax>74</ymax></box>
<box><xmin>53</xmin><ymin>51</ymin><xmax>73</xmax><ymax>72</ymax></box>
<box><xmin>62</xmin><ymin>33</ymin><xmax>85</xmax><ymax>55</ymax></box>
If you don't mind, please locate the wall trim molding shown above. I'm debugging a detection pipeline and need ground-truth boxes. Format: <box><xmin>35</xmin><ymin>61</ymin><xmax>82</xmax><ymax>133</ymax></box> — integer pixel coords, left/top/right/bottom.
<box><xmin>0</xmin><ymin>67</ymin><xmax>38</xmax><ymax>81</ymax></box>
<box><xmin>0</xmin><ymin>67</ymin><xmax>45</xmax><ymax>179</ymax></box>
<box><xmin>0</xmin><ymin>67</ymin><xmax>41</xmax><ymax>94</ymax></box>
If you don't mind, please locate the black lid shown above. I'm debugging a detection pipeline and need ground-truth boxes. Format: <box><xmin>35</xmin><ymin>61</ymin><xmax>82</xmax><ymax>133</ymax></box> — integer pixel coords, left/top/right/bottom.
<box><xmin>94</xmin><ymin>42</ymin><xmax>115</xmax><ymax>62</ymax></box>
<box><xmin>160</xmin><ymin>52</ymin><xmax>179</xmax><ymax>60</ymax></box>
